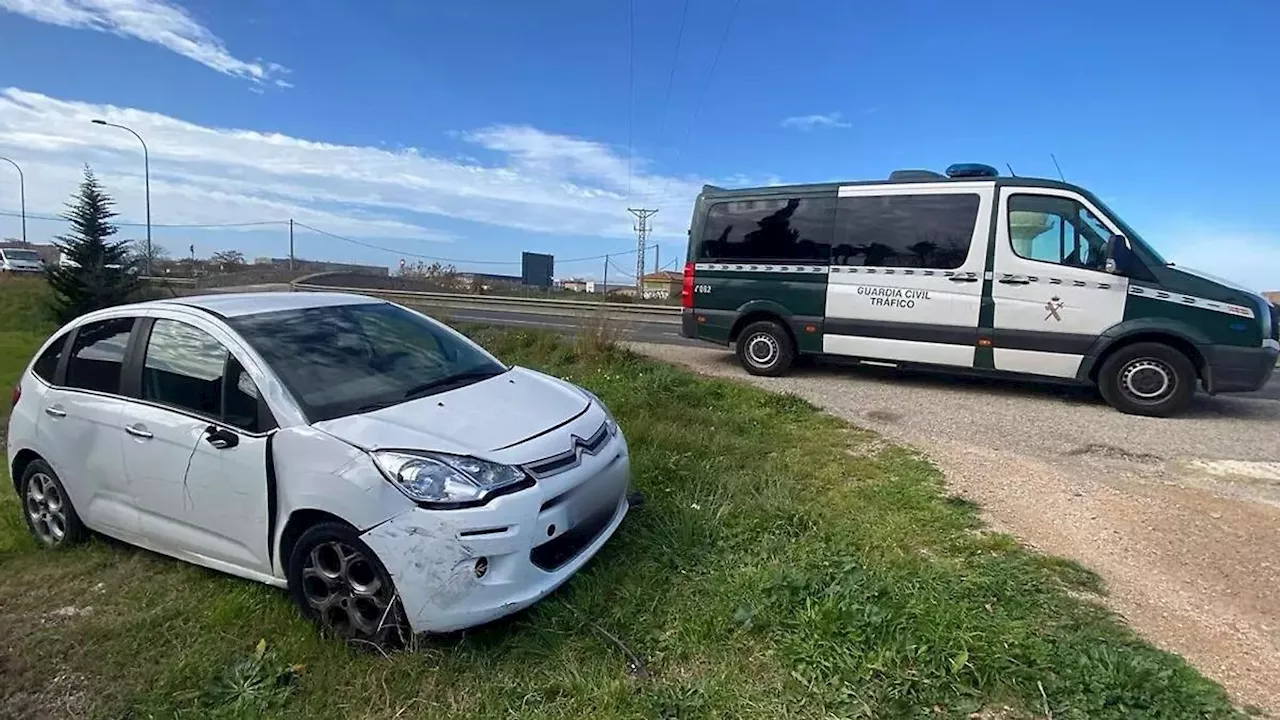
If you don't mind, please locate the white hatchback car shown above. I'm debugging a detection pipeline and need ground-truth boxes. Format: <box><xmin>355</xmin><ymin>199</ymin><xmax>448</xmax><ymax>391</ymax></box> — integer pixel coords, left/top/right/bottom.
<box><xmin>7</xmin><ymin>292</ymin><xmax>632</xmax><ymax>643</ymax></box>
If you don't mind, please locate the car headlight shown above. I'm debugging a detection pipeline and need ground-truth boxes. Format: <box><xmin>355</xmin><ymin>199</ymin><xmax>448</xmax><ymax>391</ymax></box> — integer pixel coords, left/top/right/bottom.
<box><xmin>371</xmin><ymin>450</ymin><xmax>532</xmax><ymax>508</ymax></box>
<box><xmin>577</xmin><ymin>386</ymin><xmax>618</xmax><ymax>435</ymax></box>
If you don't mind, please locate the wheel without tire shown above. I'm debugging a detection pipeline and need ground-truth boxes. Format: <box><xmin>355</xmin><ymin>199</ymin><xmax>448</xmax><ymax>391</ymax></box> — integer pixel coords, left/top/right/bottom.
<box><xmin>1097</xmin><ymin>342</ymin><xmax>1196</xmax><ymax>417</ymax></box>
<box><xmin>735</xmin><ymin>319</ymin><xmax>795</xmax><ymax>377</ymax></box>
<box><xmin>287</xmin><ymin>522</ymin><xmax>408</xmax><ymax>647</ymax></box>
<box><xmin>20</xmin><ymin>460</ymin><xmax>88</xmax><ymax>548</ymax></box>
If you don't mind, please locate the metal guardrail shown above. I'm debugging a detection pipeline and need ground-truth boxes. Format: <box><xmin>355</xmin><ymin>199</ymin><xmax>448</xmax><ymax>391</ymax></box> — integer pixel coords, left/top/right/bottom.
<box><xmin>291</xmin><ymin>282</ymin><xmax>683</xmax><ymax>319</ymax></box>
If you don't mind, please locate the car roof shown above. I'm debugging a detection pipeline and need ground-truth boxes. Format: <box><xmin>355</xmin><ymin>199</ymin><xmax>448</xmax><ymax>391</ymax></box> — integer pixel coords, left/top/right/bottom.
<box><xmin>144</xmin><ymin>291</ymin><xmax>384</xmax><ymax>319</ymax></box>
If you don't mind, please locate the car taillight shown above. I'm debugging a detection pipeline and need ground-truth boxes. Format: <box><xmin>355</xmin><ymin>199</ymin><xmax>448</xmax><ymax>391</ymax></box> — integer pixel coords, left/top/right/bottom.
<box><xmin>11</xmin><ymin>383</ymin><xmax>20</xmax><ymax>408</ymax></box>
<box><xmin>681</xmin><ymin>262</ymin><xmax>695</xmax><ymax>308</ymax></box>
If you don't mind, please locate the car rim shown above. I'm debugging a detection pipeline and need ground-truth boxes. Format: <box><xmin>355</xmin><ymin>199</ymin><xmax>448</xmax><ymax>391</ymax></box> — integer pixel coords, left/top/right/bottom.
<box><xmin>745</xmin><ymin>332</ymin><xmax>779</xmax><ymax>368</ymax></box>
<box><xmin>1120</xmin><ymin>358</ymin><xmax>1176</xmax><ymax>403</ymax></box>
<box><xmin>25</xmin><ymin>472</ymin><xmax>67</xmax><ymax>546</ymax></box>
<box><xmin>300</xmin><ymin>540</ymin><xmax>395</xmax><ymax>639</ymax></box>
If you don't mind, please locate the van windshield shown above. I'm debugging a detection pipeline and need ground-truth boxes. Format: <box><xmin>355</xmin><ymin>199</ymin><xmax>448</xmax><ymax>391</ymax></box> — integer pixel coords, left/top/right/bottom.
<box><xmin>1089</xmin><ymin>195</ymin><xmax>1168</xmax><ymax>266</ymax></box>
<box><xmin>228</xmin><ymin>302</ymin><xmax>508</xmax><ymax>422</ymax></box>
<box><xmin>3</xmin><ymin>249</ymin><xmax>41</xmax><ymax>262</ymax></box>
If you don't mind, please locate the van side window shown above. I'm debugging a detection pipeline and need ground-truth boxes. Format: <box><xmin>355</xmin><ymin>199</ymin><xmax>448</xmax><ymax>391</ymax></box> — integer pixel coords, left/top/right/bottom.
<box><xmin>1007</xmin><ymin>194</ymin><xmax>1109</xmax><ymax>271</ymax></box>
<box><xmin>832</xmin><ymin>193</ymin><xmax>980</xmax><ymax>269</ymax></box>
<box><xmin>699</xmin><ymin>197</ymin><xmax>834</xmax><ymax>262</ymax></box>
<box><xmin>32</xmin><ymin>332</ymin><xmax>71</xmax><ymax>384</ymax></box>
<box><xmin>65</xmin><ymin>318</ymin><xmax>135</xmax><ymax>395</ymax></box>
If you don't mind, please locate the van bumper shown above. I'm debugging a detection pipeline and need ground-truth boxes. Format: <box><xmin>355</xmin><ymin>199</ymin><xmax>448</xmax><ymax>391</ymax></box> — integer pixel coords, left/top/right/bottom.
<box><xmin>1202</xmin><ymin>341</ymin><xmax>1279</xmax><ymax>394</ymax></box>
<box><xmin>681</xmin><ymin>308</ymin><xmax>697</xmax><ymax>339</ymax></box>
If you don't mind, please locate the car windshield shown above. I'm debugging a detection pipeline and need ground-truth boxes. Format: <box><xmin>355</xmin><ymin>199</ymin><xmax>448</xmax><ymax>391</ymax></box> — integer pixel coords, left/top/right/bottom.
<box><xmin>3</xmin><ymin>249</ymin><xmax>41</xmax><ymax>262</ymax></box>
<box><xmin>228</xmin><ymin>302</ymin><xmax>508</xmax><ymax>422</ymax></box>
<box><xmin>1087</xmin><ymin>194</ymin><xmax>1168</xmax><ymax>266</ymax></box>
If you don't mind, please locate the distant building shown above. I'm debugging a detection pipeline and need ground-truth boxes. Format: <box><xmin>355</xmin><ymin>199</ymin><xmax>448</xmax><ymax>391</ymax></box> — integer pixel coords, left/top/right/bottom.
<box><xmin>560</xmin><ymin>278</ymin><xmax>589</xmax><ymax>292</ymax></box>
<box><xmin>584</xmin><ymin>281</ymin><xmax>634</xmax><ymax>295</ymax></box>
<box><xmin>640</xmin><ymin>270</ymin><xmax>683</xmax><ymax>300</ymax></box>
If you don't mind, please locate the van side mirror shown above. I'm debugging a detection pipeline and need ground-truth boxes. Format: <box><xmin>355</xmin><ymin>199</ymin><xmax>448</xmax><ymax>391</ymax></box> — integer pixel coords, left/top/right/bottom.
<box><xmin>1105</xmin><ymin>233</ymin><xmax>1134</xmax><ymax>275</ymax></box>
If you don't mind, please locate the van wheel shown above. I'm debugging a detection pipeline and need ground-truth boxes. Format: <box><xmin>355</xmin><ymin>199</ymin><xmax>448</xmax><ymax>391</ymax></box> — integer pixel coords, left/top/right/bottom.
<box><xmin>20</xmin><ymin>460</ymin><xmax>88</xmax><ymax>549</ymax></box>
<box><xmin>735</xmin><ymin>320</ymin><xmax>795</xmax><ymax>377</ymax></box>
<box><xmin>1097</xmin><ymin>342</ymin><xmax>1196</xmax><ymax>417</ymax></box>
<box><xmin>288</xmin><ymin>522</ymin><xmax>408</xmax><ymax>648</ymax></box>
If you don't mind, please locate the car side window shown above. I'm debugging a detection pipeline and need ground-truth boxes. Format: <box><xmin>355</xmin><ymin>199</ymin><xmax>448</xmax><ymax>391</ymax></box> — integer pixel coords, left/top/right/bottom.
<box><xmin>32</xmin><ymin>331</ymin><xmax>71</xmax><ymax>384</ymax></box>
<box><xmin>143</xmin><ymin>319</ymin><xmax>269</xmax><ymax>433</ymax></box>
<box><xmin>1008</xmin><ymin>194</ymin><xmax>1110</xmax><ymax>271</ymax></box>
<box><xmin>65</xmin><ymin>318</ymin><xmax>134</xmax><ymax>395</ymax></box>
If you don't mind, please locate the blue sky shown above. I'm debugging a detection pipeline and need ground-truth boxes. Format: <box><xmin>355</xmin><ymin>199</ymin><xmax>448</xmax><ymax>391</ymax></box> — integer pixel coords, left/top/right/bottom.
<box><xmin>0</xmin><ymin>0</ymin><xmax>1277</xmax><ymax>288</ymax></box>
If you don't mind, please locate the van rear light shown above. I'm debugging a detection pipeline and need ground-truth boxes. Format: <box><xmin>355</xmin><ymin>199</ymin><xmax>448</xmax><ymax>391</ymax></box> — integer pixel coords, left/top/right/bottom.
<box><xmin>11</xmin><ymin>383</ymin><xmax>20</xmax><ymax>408</ymax></box>
<box><xmin>681</xmin><ymin>262</ymin><xmax>695</xmax><ymax>308</ymax></box>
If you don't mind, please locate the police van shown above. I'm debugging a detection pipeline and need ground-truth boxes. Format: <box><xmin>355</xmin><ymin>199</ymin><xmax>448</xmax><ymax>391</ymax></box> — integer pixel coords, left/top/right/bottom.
<box><xmin>679</xmin><ymin>163</ymin><xmax>1279</xmax><ymax>417</ymax></box>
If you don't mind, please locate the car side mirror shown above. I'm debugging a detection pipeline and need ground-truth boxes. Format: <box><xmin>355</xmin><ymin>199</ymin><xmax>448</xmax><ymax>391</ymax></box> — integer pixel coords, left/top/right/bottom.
<box><xmin>1105</xmin><ymin>233</ymin><xmax>1134</xmax><ymax>275</ymax></box>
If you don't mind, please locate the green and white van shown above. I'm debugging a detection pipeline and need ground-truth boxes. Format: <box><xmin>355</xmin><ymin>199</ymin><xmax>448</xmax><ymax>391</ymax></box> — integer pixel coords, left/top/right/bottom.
<box><xmin>679</xmin><ymin>163</ymin><xmax>1279</xmax><ymax>417</ymax></box>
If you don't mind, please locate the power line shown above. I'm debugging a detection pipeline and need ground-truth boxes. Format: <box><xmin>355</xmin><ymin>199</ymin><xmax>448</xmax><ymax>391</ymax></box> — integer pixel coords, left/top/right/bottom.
<box><xmin>638</xmin><ymin>0</ymin><xmax>690</xmax><ymax>206</ymax></box>
<box><xmin>294</xmin><ymin>220</ymin><xmax>638</xmax><ymax>267</ymax></box>
<box><xmin>626</xmin><ymin>0</ymin><xmax>636</xmax><ymax>199</ymax></box>
<box><xmin>655</xmin><ymin>0</ymin><xmax>740</xmax><ymax>204</ymax></box>
<box><xmin>0</xmin><ymin>209</ymin><xmax>285</xmax><ymax>229</ymax></box>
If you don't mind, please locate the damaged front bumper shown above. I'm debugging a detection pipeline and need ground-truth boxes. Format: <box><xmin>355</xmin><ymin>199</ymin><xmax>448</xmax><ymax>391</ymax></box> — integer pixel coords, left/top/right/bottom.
<box><xmin>361</xmin><ymin>434</ymin><xmax>631</xmax><ymax>634</ymax></box>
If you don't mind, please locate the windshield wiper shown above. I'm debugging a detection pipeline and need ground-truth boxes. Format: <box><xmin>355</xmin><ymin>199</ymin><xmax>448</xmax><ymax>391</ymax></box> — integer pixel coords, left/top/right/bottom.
<box><xmin>402</xmin><ymin>368</ymin><xmax>506</xmax><ymax>400</ymax></box>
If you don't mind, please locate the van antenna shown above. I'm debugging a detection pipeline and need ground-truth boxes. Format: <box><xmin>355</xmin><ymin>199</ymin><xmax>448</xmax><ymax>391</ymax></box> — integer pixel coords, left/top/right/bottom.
<box><xmin>1050</xmin><ymin>153</ymin><xmax>1065</xmax><ymax>181</ymax></box>
<box><xmin>1006</xmin><ymin>163</ymin><xmax>1016</xmax><ymax>177</ymax></box>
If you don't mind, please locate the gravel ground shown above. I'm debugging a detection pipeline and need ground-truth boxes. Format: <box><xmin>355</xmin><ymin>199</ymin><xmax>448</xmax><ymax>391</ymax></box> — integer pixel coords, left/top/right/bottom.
<box><xmin>630</xmin><ymin>342</ymin><xmax>1280</xmax><ymax>715</ymax></box>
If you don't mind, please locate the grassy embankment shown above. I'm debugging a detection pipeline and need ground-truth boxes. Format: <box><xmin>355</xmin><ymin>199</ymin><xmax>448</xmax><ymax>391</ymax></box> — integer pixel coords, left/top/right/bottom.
<box><xmin>0</xmin><ymin>276</ymin><xmax>1244</xmax><ymax>718</ymax></box>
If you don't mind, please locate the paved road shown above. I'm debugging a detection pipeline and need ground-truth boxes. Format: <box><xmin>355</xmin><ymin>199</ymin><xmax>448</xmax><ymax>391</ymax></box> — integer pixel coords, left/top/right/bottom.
<box><xmin>425</xmin><ymin>303</ymin><xmax>1280</xmax><ymax>402</ymax></box>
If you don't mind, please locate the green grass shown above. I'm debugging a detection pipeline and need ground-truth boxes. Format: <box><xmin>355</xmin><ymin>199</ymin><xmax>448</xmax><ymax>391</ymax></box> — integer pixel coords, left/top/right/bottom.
<box><xmin>0</xmin><ymin>278</ymin><xmax>1243</xmax><ymax>718</ymax></box>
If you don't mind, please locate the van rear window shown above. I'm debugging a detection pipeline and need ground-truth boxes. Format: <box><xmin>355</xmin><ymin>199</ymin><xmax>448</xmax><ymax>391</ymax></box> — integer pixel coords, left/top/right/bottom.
<box><xmin>699</xmin><ymin>196</ymin><xmax>834</xmax><ymax>262</ymax></box>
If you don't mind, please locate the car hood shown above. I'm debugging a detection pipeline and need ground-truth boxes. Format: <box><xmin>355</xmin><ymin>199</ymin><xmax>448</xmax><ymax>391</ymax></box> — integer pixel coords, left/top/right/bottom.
<box><xmin>312</xmin><ymin>366</ymin><xmax>590</xmax><ymax>455</ymax></box>
<box><xmin>3</xmin><ymin>260</ymin><xmax>41</xmax><ymax>268</ymax></box>
<box><xmin>1168</xmin><ymin>264</ymin><xmax>1263</xmax><ymax>298</ymax></box>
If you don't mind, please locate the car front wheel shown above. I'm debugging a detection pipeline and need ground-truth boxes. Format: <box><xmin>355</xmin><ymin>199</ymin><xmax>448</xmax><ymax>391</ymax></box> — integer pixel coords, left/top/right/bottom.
<box><xmin>287</xmin><ymin>522</ymin><xmax>408</xmax><ymax>647</ymax></box>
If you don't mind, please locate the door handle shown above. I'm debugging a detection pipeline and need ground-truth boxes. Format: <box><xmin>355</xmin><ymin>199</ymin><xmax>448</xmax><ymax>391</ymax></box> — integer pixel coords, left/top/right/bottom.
<box><xmin>998</xmin><ymin>277</ymin><xmax>1031</xmax><ymax>285</ymax></box>
<box><xmin>44</xmin><ymin>406</ymin><xmax>66</xmax><ymax>418</ymax></box>
<box><xmin>125</xmin><ymin>424</ymin><xmax>153</xmax><ymax>439</ymax></box>
<box><xmin>947</xmin><ymin>275</ymin><xmax>978</xmax><ymax>283</ymax></box>
<box><xmin>204</xmin><ymin>425</ymin><xmax>239</xmax><ymax>450</ymax></box>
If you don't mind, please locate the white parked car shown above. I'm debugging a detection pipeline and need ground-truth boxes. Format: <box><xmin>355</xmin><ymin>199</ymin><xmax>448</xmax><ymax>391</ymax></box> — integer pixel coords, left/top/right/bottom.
<box><xmin>7</xmin><ymin>292</ymin><xmax>632</xmax><ymax>643</ymax></box>
<box><xmin>1</xmin><ymin>247</ymin><xmax>45</xmax><ymax>273</ymax></box>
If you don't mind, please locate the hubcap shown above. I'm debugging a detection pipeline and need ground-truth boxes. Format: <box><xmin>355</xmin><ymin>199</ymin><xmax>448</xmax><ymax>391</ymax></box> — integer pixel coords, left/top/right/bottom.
<box><xmin>301</xmin><ymin>540</ymin><xmax>395</xmax><ymax>639</ymax></box>
<box><xmin>25</xmin><ymin>473</ymin><xmax>67</xmax><ymax>546</ymax></box>
<box><xmin>745</xmin><ymin>332</ymin><xmax>779</xmax><ymax>367</ymax></box>
<box><xmin>1120</xmin><ymin>358</ymin><xmax>1175</xmax><ymax>402</ymax></box>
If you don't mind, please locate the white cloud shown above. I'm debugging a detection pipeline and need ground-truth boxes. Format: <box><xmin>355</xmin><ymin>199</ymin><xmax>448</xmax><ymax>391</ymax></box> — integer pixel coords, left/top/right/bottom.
<box><xmin>0</xmin><ymin>0</ymin><xmax>286</xmax><ymax>84</ymax></box>
<box><xmin>0</xmin><ymin>88</ymin><xmax>715</xmax><ymax>248</ymax></box>
<box><xmin>780</xmin><ymin>112</ymin><xmax>851</xmax><ymax>131</ymax></box>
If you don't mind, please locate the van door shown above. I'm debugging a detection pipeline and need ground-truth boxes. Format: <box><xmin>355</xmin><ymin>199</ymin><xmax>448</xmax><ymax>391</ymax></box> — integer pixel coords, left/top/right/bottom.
<box><xmin>824</xmin><ymin>182</ymin><xmax>994</xmax><ymax>367</ymax></box>
<box><xmin>990</xmin><ymin>187</ymin><xmax>1129</xmax><ymax>378</ymax></box>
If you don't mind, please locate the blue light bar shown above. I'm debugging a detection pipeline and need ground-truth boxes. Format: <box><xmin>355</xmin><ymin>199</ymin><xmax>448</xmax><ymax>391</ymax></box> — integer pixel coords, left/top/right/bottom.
<box><xmin>945</xmin><ymin>163</ymin><xmax>999</xmax><ymax>179</ymax></box>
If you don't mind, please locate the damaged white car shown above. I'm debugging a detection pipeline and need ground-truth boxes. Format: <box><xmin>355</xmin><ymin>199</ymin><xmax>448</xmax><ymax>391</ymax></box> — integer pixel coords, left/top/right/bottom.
<box><xmin>7</xmin><ymin>292</ymin><xmax>632</xmax><ymax>643</ymax></box>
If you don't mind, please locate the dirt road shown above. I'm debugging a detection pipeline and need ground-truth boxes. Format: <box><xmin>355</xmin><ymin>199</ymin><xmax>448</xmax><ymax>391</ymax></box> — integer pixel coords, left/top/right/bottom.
<box><xmin>631</xmin><ymin>342</ymin><xmax>1280</xmax><ymax>715</ymax></box>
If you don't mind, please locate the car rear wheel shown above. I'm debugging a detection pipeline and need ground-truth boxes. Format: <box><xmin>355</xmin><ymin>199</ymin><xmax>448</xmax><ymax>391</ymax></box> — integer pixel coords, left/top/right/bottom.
<box><xmin>1097</xmin><ymin>342</ymin><xmax>1196</xmax><ymax>417</ymax></box>
<box><xmin>735</xmin><ymin>320</ymin><xmax>795</xmax><ymax>377</ymax></box>
<box><xmin>287</xmin><ymin>522</ymin><xmax>408</xmax><ymax>648</ymax></box>
<box><xmin>20</xmin><ymin>460</ymin><xmax>88</xmax><ymax>549</ymax></box>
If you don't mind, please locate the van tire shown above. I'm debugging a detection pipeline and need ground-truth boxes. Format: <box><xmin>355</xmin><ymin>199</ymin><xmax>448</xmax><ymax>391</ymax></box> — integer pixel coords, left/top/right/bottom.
<box><xmin>735</xmin><ymin>320</ymin><xmax>795</xmax><ymax>377</ymax></box>
<box><xmin>1097</xmin><ymin>342</ymin><xmax>1196</xmax><ymax>417</ymax></box>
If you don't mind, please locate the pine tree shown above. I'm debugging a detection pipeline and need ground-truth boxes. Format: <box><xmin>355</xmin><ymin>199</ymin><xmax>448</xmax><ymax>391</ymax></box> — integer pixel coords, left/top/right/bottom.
<box><xmin>46</xmin><ymin>166</ymin><xmax>140</xmax><ymax>324</ymax></box>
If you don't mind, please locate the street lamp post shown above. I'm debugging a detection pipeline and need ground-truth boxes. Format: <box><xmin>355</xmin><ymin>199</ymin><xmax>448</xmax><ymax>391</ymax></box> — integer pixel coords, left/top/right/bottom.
<box><xmin>0</xmin><ymin>156</ymin><xmax>24</xmax><ymax>244</ymax></box>
<box><xmin>91</xmin><ymin>119</ymin><xmax>151</xmax><ymax>276</ymax></box>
